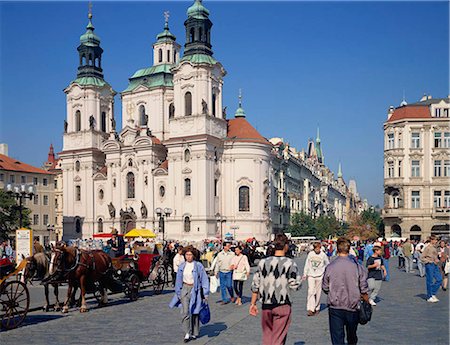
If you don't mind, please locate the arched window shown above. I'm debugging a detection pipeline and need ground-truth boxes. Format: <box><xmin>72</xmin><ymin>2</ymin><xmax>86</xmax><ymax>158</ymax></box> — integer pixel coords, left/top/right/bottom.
<box><xmin>158</xmin><ymin>49</ymin><xmax>163</xmax><ymax>63</ymax></box>
<box><xmin>127</xmin><ymin>172</ymin><xmax>135</xmax><ymax>198</ymax></box>
<box><xmin>184</xmin><ymin>216</ymin><xmax>191</xmax><ymax>232</ymax></box>
<box><xmin>101</xmin><ymin>112</ymin><xmax>107</xmax><ymax>132</ymax></box>
<box><xmin>184</xmin><ymin>149</ymin><xmax>191</xmax><ymax>162</ymax></box>
<box><xmin>89</xmin><ymin>54</ymin><xmax>93</xmax><ymax>65</ymax></box>
<box><xmin>185</xmin><ymin>92</ymin><xmax>192</xmax><ymax>116</ymax></box>
<box><xmin>139</xmin><ymin>105</ymin><xmax>147</xmax><ymax>126</ymax></box>
<box><xmin>239</xmin><ymin>186</ymin><xmax>250</xmax><ymax>211</ymax></box>
<box><xmin>173</xmin><ymin>51</ymin><xmax>177</xmax><ymax>63</ymax></box>
<box><xmin>190</xmin><ymin>28</ymin><xmax>195</xmax><ymax>42</ymax></box>
<box><xmin>75</xmin><ymin>110</ymin><xmax>81</xmax><ymax>131</ymax></box>
<box><xmin>212</xmin><ymin>93</ymin><xmax>216</xmax><ymax>116</ymax></box>
<box><xmin>184</xmin><ymin>178</ymin><xmax>191</xmax><ymax>196</ymax></box>
<box><xmin>75</xmin><ymin>218</ymin><xmax>82</xmax><ymax>233</ymax></box>
<box><xmin>167</xmin><ymin>50</ymin><xmax>170</xmax><ymax>62</ymax></box>
<box><xmin>199</xmin><ymin>28</ymin><xmax>203</xmax><ymax>41</ymax></box>
<box><xmin>82</xmin><ymin>55</ymin><xmax>86</xmax><ymax>65</ymax></box>
<box><xmin>214</xmin><ymin>179</ymin><xmax>218</xmax><ymax>197</ymax></box>
<box><xmin>98</xmin><ymin>218</ymin><xmax>103</xmax><ymax>233</ymax></box>
<box><xmin>169</xmin><ymin>103</ymin><xmax>175</xmax><ymax>119</ymax></box>
<box><xmin>75</xmin><ymin>185</ymin><xmax>81</xmax><ymax>201</ymax></box>
<box><xmin>98</xmin><ymin>189</ymin><xmax>104</xmax><ymax>200</ymax></box>
<box><xmin>206</xmin><ymin>30</ymin><xmax>210</xmax><ymax>44</ymax></box>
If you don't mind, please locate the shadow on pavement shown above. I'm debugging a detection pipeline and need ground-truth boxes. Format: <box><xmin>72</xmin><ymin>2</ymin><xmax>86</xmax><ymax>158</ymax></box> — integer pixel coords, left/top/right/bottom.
<box><xmin>294</xmin><ymin>342</ymin><xmax>306</xmax><ymax>345</ymax></box>
<box><xmin>0</xmin><ymin>314</ymin><xmax>66</xmax><ymax>332</ymax></box>
<box><xmin>140</xmin><ymin>289</ymin><xmax>174</xmax><ymax>297</ymax></box>
<box><xmin>199</xmin><ymin>322</ymin><xmax>227</xmax><ymax>338</ymax></box>
<box><xmin>415</xmin><ymin>293</ymin><xmax>428</xmax><ymax>300</ymax></box>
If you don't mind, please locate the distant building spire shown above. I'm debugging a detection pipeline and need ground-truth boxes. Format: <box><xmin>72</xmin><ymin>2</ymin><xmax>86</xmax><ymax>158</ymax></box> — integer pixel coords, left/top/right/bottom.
<box><xmin>338</xmin><ymin>162</ymin><xmax>342</xmax><ymax>178</ymax></box>
<box><xmin>235</xmin><ymin>88</ymin><xmax>246</xmax><ymax>118</ymax></box>
<box><xmin>400</xmin><ymin>89</ymin><xmax>407</xmax><ymax>106</ymax></box>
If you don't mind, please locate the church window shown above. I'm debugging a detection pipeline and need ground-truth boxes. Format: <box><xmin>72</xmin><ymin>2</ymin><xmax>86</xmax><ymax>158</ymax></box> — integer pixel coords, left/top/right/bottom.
<box><xmin>190</xmin><ymin>28</ymin><xmax>195</xmax><ymax>42</ymax></box>
<box><xmin>89</xmin><ymin>54</ymin><xmax>93</xmax><ymax>65</ymax></box>
<box><xmin>75</xmin><ymin>185</ymin><xmax>81</xmax><ymax>201</ymax></box>
<box><xmin>75</xmin><ymin>110</ymin><xmax>81</xmax><ymax>131</ymax></box>
<box><xmin>239</xmin><ymin>186</ymin><xmax>250</xmax><ymax>212</ymax></box>
<box><xmin>199</xmin><ymin>28</ymin><xmax>203</xmax><ymax>41</ymax></box>
<box><xmin>212</xmin><ymin>93</ymin><xmax>216</xmax><ymax>116</ymax></box>
<box><xmin>75</xmin><ymin>160</ymin><xmax>81</xmax><ymax>172</ymax></box>
<box><xmin>185</xmin><ymin>92</ymin><xmax>192</xmax><ymax>116</ymax></box>
<box><xmin>101</xmin><ymin>112</ymin><xmax>107</xmax><ymax>132</ymax></box>
<box><xmin>98</xmin><ymin>189</ymin><xmax>104</xmax><ymax>200</ymax></box>
<box><xmin>184</xmin><ymin>149</ymin><xmax>191</xmax><ymax>162</ymax></box>
<box><xmin>184</xmin><ymin>178</ymin><xmax>191</xmax><ymax>196</ymax></box>
<box><xmin>82</xmin><ymin>55</ymin><xmax>86</xmax><ymax>65</ymax></box>
<box><xmin>206</xmin><ymin>30</ymin><xmax>210</xmax><ymax>44</ymax></box>
<box><xmin>139</xmin><ymin>105</ymin><xmax>147</xmax><ymax>126</ymax></box>
<box><xmin>184</xmin><ymin>216</ymin><xmax>191</xmax><ymax>232</ymax></box>
<box><xmin>173</xmin><ymin>51</ymin><xmax>177</xmax><ymax>63</ymax></box>
<box><xmin>98</xmin><ymin>218</ymin><xmax>103</xmax><ymax>233</ymax></box>
<box><xmin>167</xmin><ymin>50</ymin><xmax>170</xmax><ymax>62</ymax></box>
<box><xmin>159</xmin><ymin>185</ymin><xmax>165</xmax><ymax>197</ymax></box>
<box><xmin>214</xmin><ymin>179</ymin><xmax>218</xmax><ymax>197</ymax></box>
<box><xmin>158</xmin><ymin>49</ymin><xmax>163</xmax><ymax>63</ymax></box>
<box><xmin>169</xmin><ymin>103</ymin><xmax>175</xmax><ymax>119</ymax></box>
<box><xmin>127</xmin><ymin>172</ymin><xmax>135</xmax><ymax>198</ymax></box>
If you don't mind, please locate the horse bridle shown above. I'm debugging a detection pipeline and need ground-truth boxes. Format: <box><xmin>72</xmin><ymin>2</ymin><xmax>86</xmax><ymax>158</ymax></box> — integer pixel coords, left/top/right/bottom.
<box><xmin>52</xmin><ymin>248</ymin><xmax>81</xmax><ymax>275</ymax></box>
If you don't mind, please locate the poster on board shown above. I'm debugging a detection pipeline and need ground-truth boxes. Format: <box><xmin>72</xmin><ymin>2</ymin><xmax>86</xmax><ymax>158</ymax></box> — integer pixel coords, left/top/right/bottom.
<box><xmin>16</xmin><ymin>228</ymin><xmax>33</xmax><ymax>264</ymax></box>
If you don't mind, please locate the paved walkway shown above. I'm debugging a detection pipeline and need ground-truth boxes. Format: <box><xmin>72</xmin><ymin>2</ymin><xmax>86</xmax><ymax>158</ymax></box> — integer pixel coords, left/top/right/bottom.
<box><xmin>1</xmin><ymin>256</ymin><xmax>448</xmax><ymax>345</ymax></box>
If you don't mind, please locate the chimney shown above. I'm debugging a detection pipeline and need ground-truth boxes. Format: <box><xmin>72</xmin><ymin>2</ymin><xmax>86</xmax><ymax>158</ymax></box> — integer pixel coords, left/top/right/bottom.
<box><xmin>420</xmin><ymin>94</ymin><xmax>427</xmax><ymax>102</ymax></box>
<box><xmin>387</xmin><ymin>105</ymin><xmax>395</xmax><ymax>120</ymax></box>
<box><xmin>0</xmin><ymin>143</ymin><xmax>8</xmax><ymax>156</ymax></box>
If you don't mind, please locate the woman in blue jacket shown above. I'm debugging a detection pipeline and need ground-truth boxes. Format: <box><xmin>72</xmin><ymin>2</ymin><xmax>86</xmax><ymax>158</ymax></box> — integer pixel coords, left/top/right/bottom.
<box><xmin>169</xmin><ymin>246</ymin><xmax>209</xmax><ymax>343</ymax></box>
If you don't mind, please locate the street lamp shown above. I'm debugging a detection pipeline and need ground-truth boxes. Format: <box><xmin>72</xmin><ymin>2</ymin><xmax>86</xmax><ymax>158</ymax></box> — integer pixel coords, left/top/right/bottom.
<box><xmin>5</xmin><ymin>183</ymin><xmax>36</xmax><ymax>228</ymax></box>
<box><xmin>215</xmin><ymin>214</ymin><xmax>226</xmax><ymax>246</ymax></box>
<box><xmin>47</xmin><ymin>224</ymin><xmax>55</xmax><ymax>244</ymax></box>
<box><xmin>155</xmin><ymin>207</ymin><xmax>172</xmax><ymax>243</ymax></box>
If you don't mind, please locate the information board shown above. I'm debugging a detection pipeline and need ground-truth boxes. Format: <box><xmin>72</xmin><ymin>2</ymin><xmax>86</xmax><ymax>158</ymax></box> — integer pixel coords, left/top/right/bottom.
<box><xmin>16</xmin><ymin>228</ymin><xmax>33</xmax><ymax>264</ymax></box>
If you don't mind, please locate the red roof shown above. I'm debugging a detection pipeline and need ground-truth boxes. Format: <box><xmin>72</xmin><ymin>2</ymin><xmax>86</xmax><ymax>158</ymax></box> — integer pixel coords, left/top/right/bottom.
<box><xmin>388</xmin><ymin>106</ymin><xmax>431</xmax><ymax>122</ymax></box>
<box><xmin>0</xmin><ymin>154</ymin><xmax>52</xmax><ymax>175</ymax></box>
<box><xmin>226</xmin><ymin>118</ymin><xmax>271</xmax><ymax>145</ymax></box>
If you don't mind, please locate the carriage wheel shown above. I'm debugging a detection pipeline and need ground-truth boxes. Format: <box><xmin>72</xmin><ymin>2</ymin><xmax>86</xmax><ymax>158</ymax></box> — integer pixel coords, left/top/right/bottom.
<box><xmin>1</xmin><ymin>281</ymin><xmax>30</xmax><ymax>330</ymax></box>
<box><xmin>127</xmin><ymin>274</ymin><xmax>140</xmax><ymax>301</ymax></box>
<box><xmin>153</xmin><ymin>266</ymin><xmax>166</xmax><ymax>295</ymax></box>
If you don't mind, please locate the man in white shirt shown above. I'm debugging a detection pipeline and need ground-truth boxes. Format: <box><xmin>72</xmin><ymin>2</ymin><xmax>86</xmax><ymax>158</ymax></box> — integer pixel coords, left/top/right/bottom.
<box><xmin>173</xmin><ymin>246</ymin><xmax>185</xmax><ymax>286</ymax></box>
<box><xmin>214</xmin><ymin>242</ymin><xmax>235</xmax><ymax>304</ymax></box>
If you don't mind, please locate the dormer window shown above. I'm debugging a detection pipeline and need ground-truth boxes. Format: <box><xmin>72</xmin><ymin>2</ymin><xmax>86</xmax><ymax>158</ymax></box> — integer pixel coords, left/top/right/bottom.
<box><xmin>435</xmin><ymin>108</ymin><xmax>442</xmax><ymax>117</ymax></box>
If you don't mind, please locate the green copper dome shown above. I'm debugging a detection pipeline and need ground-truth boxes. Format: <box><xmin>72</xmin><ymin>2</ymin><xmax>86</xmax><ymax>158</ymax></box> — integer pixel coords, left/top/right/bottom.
<box><xmin>235</xmin><ymin>106</ymin><xmax>246</xmax><ymax>118</ymax></box>
<box><xmin>187</xmin><ymin>0</ymin><xmax>210</xmax><ymax>19</ymax></box>
<box><xmin>156</xmin><ymin>22</ymin><xmax>176</xmax><ymax>42</ymax></box>
<box><xmin>80</xmin><ymin>17</ymin><xmax>101</xmax><ymax>47</ymax></box>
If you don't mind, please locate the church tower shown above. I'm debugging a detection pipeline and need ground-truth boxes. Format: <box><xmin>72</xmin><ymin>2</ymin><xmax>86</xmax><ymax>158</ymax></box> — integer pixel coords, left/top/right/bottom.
<box><xmin>60</xmin><ymin>7</ymin><xmax>116</xmax><ymax>239</ymax></box>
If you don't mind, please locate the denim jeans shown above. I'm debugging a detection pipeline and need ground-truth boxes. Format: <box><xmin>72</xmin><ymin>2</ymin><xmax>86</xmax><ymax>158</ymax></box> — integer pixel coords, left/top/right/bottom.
<box><xmin>425</xmin><ymin>263</ymin><xmax>443</xmax><ymax>299</ymax></box>
<box><xmin>328</xmin><ymin>308</ymin><xmax>359</xmax><ymax>345</ymax></box>
<box><xmin>405</xmin><ymin>256</ymin><xmax>413</xmax><ymax>273</ymax></box>
<box><xmin>219</xmin><ymin>271</ymin><xmax>234</xmax><ymax>302</ymax></box>
<box><xmin>383</xmin><ymin>258</ymin><xmax>390</xmax><ymax>281</ymax></box>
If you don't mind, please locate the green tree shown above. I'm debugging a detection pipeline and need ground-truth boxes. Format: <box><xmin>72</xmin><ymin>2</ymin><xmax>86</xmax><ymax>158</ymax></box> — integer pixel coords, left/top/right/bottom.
<box><xmin>287</xmin><ymin>212</ymin><xmax>347</xmax><ymax>239</ymax></box>
<box><xmin>287</xmin><ymin>212</ymin><xmax>316</xmax><ymax>237</ymax></box>
<box><xmin>0</xmin><ymin>190</ymin><xmax>31</xmax><ymax>240</ymax></box>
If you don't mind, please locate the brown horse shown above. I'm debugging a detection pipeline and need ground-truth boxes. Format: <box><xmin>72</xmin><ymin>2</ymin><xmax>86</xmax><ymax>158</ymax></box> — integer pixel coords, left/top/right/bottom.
<box><xmin>48</xmin><ymin>244</ymin><xmax>113</xmax><ymax>313</ymax></box>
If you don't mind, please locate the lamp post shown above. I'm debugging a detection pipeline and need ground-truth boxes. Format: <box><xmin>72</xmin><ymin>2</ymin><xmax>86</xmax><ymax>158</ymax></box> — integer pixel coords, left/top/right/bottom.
<box><xmin>155</xmin><ymin>207</ymin><xmax>172</xmax><ymax>244</ymax></box>
<box><xmin>5</xmin><ymin>183</ymin><xmax>36</xmax><ymax>228</ymax></box>
<box><xmin>47</xmin><ymin>224</ymin><xmax>55</xmax><ymax>244</ymax></box>
<box><xmin>215</xmin><ymin>214</ymin><xmax>226</xmax><ymax>246</ymax></box>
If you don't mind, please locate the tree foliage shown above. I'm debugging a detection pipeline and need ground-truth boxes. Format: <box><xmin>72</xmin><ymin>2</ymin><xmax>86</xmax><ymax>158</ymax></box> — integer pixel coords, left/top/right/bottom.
<box><xmin>0</xmin><ymin>190</ymin><xmax>31</xmax><ymax>240</ymax></box>
<box><xmin>287</xmin><ymin>212</ymin><xmax>346</xmax><ymax>239</ymax></box>
<box><xmin>346</xmin><ymin>209</ymin><xmax>384</xmax><ymax>241</ymax></box>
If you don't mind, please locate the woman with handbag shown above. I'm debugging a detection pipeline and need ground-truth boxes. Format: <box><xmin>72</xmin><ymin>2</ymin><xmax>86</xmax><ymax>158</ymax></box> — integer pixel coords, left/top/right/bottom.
<box><xmin>169</xmin><ymin>246</ymin><xmax>210</xmax><ymax>343</ymax></box>
<box><xmin>230</xmin><ymin>246</ymin><xmax>250</xmax><ymax>305</ymax></box>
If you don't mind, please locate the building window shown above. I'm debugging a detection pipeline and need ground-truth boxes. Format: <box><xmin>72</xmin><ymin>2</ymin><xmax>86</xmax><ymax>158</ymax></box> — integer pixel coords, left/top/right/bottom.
<box><xmin>444</xmin><ymin>160</ymin><xmax>450</xmax><ymax>177</ymax></box>
<box><xmin>212</xmin><ymin>93</ymin><xmax>216</xmax><ymax>116</ymax></box>
<box><xmin>411</xmin><ymin>191</ymin><xmax>420</xmax><ymax>209</ymax></box>
<box><xmin>43</xmin><ymin>178</ymin><xmax>48</xmax><ymax>186</ymax></box>
<box><xmin>435</xmin><ymin>108</ymin><xmax>442</xmax><ymax>117</ymax></box>
<box><xmin>239</xmin><ymin>186</ymin><xmax>250</xmax><ymax>212</ymax></box>
<box><xmin>184</xmin><ymin>178</ymin><xmax>191</xmax><ymax>196</ymax></box>
<box><xmin>10</xmin><ymin>175</ymin><xmax>15</xmax><ymax>183</ymax></box>
<box><xmin>167</xmin><ymin>49</ymin><xmax>170</xmax><ymax>62</ymax></box>
<box><xmin>139</xmin><ymin>105</ymin><xmax>147</xmax><ymax>126</ymax></box>
<box><xmin>34</xmin><ymin>194</ymin><xmax>39</xmax><ymax>205</ymax></box>
<box><xmin>159</xmin><ymin>185</ymin><xmax>165</xmax><ymax>197</ymax></box>
<box><xmin>127</xmin><ymin>172</ymin><xmax>135</xmax><ymax>198</ymax></box>
<box><xmin>101</xmin><ymin>112</ymin><xmax>107</xmax><ymax>132</ymax></box>
<box><xmin>411</xmin><ymin>160</ymin><xmax>420</xmax><ymax>177</ymax></box>
<box><xmin>184</xmin><ymin>216</ymin><xmax>191</xmax><ymax>232</ymax></box>
<box><xmin>444</xmin><ymin>191</ymin><xmax>450</xmax><ymax>208</ymax></box>
<box><xmin>21</xmin><ymin>176</ymin><xmax>26</xmax><ymax>183</ymax></box>
<box><xmin>184</xmin><ymin>149</ymin><xmax>191</xmax><ymax>162</ymax></box>
<box><xmin>444</xmin><ymin>132</ymin><xmax>450</xmax><ymax>148</ymax></box>
<box><xmin>43</xmin><ymin>195</ymin><xmax>49</xmax><ymax>206</ymax></box>
<box><xmin>398</xmin><ymin>160</ymin><xmax>402</xmax><ymax>177</ymax></box>
<box><xmin>387</xmin><ymin>133</ymin><xmax>394</xmax><ymax>149</ymax></box>
<box><xmin>43</xmin><ymin>214</ymin><xmax>49</xmax><ymax>226</ymax></box>
<box><xmin>434</xmin><ymin>191</ymin><xmax>442</xmax><ymax>208</ymax></box>
<box><xmin>33</xmin><ymin>177</ymin><xmax>38</xmax><ymax>185</ymax></box>
<box><xmin>392</xmin><ymin>192</ymin><xmax>400</xmax><ymax>208</ymax></box>
<box><xmin>54</xmin><ymin>179</ymin><xmax>58</xmax><ymax>189</ymax></box>
<box><xmin>98</xmin><ymin>189</ymin><xmax>104</xmax><ymax>200</ymax></box>
<box><xmin>173</xmin><ymin>50</ymin><xmax>177</xmax><ymax>63</ymax></box>
<box><xmin>189</xmin><ymin>28</ymin><xmax>195</xmax><ymax>42</ymax></box>
<box><xmin>33</xmin><ymin>214</ymin><xmax>39</xmax><ymax>226</ymax></box>
<box><xmin>411</xmin><ymin>132</ymin><xmax>420</xmax><ymax>148</ymax></box>
<box><xmin>434</xmin><ymin>132</ymin><xmax>442</xmax><ymax>148</ymax></box>
<box><xmin>214</xmin><ymin>179</ymin><xmax>218</xmax><ymax>197</ymax></box>
<box><xmin>75</xmin><ymin>110</ymin><xmax>81</xmax><ymax>131</ymax></box>
<box><xmin>444</xmin><ymin>108</ymin><xmax>449</xmax><ymax>117</ymax></box>
<box><xmin>75</xmin><ymin>186</ymin><xmax>81</xmax><ymax>201</ymax></box>
<box><xmin>158</xmin><ymin>48</ymin><xmax>162</xmax><ymax>63</ymax></box>
<box><xmin>55</xmin><ymin>198</ymin><xmax>58</xmax><ymax>209</ymax></box>
<box><xmin>75</xmin><ymin>161</ymin><xmax>80</xmax><ymax>172</ymax></box>
<box><xmin>98</xmin><ymin>218</ymin><xmax>103</xmax><ymax>233</ymax></box>
<box><xmin>75</xmin><ymin>218</ymin><xmax>81</xmax><ymax>233</ymax></box>
<box><xmin>434</xmin><ymin>160</ymin><xmax>442</xmax><ymax>177</ymax></box>
<box><xmin>0</xmin><ymin>173</ymin><xmax>3</xmax><ymax>182</ymax></box>
<box><xmin>185</xmin><ymin>92</ymin><xmax>192</xmax><ymax>116</ymax></box>
<box><xmin>387</xmin><ymin>162</ymin><xmax>394</xmax><ymax>178</ymax></box>
<box><xmin>169</xmin><ymin>103</ymin><xmax>175</xmax><ymax>119</ymax></box>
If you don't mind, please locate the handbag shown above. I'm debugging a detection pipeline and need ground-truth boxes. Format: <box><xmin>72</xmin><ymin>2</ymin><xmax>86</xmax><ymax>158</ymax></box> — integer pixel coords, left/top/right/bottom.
<box><xmin>233</xmin><ymin>256</ymin><xmax>247</xmax><ymax>281</ymax></box>
<box><xmin>199</xmin><ymin>301</ymin><xmax>210</xmax><ymax>325</ymax></box>
<box><xmin>209</xmin><ymin>275</ymin><xmax>219</xmax><ymax>293</ymax></box>
<box><xmin>444</xmin><ymin>260</ymin><xmax>450</xmax><ymax>275</ymax></box>
<box><xmin>352</xmin><ymin>257</ymin><xmax>373</xmax><ymax>325</ymax></box>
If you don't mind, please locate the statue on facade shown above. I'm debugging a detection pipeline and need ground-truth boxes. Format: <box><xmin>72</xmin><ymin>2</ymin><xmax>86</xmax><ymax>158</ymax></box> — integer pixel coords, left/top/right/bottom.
<box><xmin>111</xmin><ymin>117</ymin><xmax>116</xmax><ymax>131</ymax></box>
<box><xmin>64</xmin><ymin>120</ymin><xmax>68</xmax><ymax>133</ymax></box>
<box><xmin>108</xmin><ymin>202</ymin><xmax>116</xmax><ymax>219</ymax></box>
<box><xmin>202</xmin><ymin>99</ymin><xmax>208</xmax><ymax>115</ymax></box>
<box><xmin>222</xmin><ymin>106</ymin><xmax>227</xmax><ymax>119</ymax></box>
<box><xmin>89</xmin><ymin>115</ymin><xmax>95</xmax><ymax>129</ymax></box>
<box><xmin>140</xmin><ymin>201</ymin><xmax>148</xmax><ymax>219</ymax></box>
<box><xmin>143</xmin><ymin>113</ymin><xmax>149</xmax><ymax>126</ymax></box>
<box><xmin>146</xmin><ymin>128</ymin><xmax>152</xmax><ymax>137</ymax></box>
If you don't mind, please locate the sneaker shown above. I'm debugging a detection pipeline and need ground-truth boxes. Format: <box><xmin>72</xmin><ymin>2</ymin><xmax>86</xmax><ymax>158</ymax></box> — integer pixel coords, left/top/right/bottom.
<box><xmin>307</xmin><ymin>310</ymin><xmax>314</xmax><ymax>316</ymax></box>
<box><xmin>431</xmin><ymin>295</ymin><xmax>439</xmax><ymax>302</ymax></box>
<box><xmin>369</xmin><ymin>299</ymin><xmax>377</xmax><ymax>306</ymax></box>
<box><xmin>184</xmin><ymin>333</ymin><xmax>190</xmax><ymax>343</ymax></box>
<box><xmin>427</xmin><ymin>297</ymin><xmax>438</xmax><ymax>303</ymax></box>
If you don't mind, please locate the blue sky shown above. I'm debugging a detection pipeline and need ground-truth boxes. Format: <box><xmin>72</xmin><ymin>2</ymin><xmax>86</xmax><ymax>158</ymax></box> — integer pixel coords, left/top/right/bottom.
<box><xmin>0</xmin><ymin>1</ymin><xmax>448</xmax><ymax>206</ymax></box>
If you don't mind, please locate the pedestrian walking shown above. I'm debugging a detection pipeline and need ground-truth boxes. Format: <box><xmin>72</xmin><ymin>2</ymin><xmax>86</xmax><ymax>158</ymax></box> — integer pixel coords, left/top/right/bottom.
<box><xmin>173</xmin><ymin>245</ymin><xmax>185</xmax><ymax>286</ymax></box>
<box><xmin>421</xmin><ymin>235</ymin><xmax>442</xmax><ymax>303</ymax></box>
<box><xmin>438</xmin><ymin>240</ymin><xmax>449</xmax><ymax>291</ymax></box>
<box><xmin>403</xmin><ymin>239</ymin><xmax>414</xmax><ymax>273</ymax></box>
<box><xmin>415</xmin><ymin>241</ymin><xmax>426</xmax><ymax>278</ymax></box>
<box><xmin>169</xmin><ymin>246</ymin><xmax>209</xmax><ymax>343</ymax></box>
<box><xmin>382</xmin><ymin>239</ymin><xmax>391</xmax><ymax>281</ymax></box>
<box><xmin>397</xmin><ymin>243</ymin><xmax>405</xmax><ymax>269</ymax></box>
<box><xmin>303</xmin><ymin>242</ymin><xmax>329</xmax><ymax>316</ymax></box>
<box><xmin>230</xmin><ymin>245</ymin><xmax>250</xmax><ymax>305</ymax></box>
<box><xmin>366</xmin><ymin>246</ymin><xmax>386</xmax><ymax>306</ymax></box>
<box><xmin>214</xmin><ymin>241</ymin><xmax>236</xmax><ymax>304</ymax></box>
<box><xmin>322</xmin><ymin>237</ymin><xmax>369</xmax><ymax>345</ymax></box>
<box><xmin>249</xmin><ymin>234</ymin><xmax>301</xmax><ymax>345</ymax></box>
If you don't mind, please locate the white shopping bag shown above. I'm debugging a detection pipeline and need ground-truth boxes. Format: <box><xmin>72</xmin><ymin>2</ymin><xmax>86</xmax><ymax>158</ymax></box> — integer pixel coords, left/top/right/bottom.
<box><xmin>209</xmin><ymin>275</ymin><xmax>220</xmax><ymax>294</ymax></box>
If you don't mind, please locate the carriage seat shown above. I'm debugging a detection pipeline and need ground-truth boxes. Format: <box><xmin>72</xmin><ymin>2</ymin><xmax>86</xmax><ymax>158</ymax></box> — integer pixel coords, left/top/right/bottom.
<box><xmin>0</xmin><ymin>257</ymin><xmax>14</xmax><ymax>279</ymax></box>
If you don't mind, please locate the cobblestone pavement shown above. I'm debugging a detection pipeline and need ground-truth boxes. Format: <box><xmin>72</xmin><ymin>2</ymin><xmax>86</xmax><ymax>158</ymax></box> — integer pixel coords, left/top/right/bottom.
<box><xmin>1</xmin><ymin>256</ymin><xmax>448</xmax><ymax>345</ymax></box>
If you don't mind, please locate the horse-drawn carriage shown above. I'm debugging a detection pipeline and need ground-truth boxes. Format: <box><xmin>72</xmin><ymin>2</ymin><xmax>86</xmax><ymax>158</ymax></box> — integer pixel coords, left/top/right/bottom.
<box><xmin>0</xmin><ymin>259</ymin><xmax>30</xmax><ymax>330</ymax></box>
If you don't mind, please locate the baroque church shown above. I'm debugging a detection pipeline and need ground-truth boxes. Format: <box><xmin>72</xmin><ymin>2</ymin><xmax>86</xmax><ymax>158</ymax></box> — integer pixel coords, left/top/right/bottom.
<box><xmin>61</xmin><ymin>1</ymin><xmax>273</xmax><ymax>241</ymax></box>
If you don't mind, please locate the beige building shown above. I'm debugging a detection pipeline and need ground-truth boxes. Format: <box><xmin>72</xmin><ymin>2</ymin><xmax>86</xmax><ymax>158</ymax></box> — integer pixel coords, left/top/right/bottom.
<box><xmin>383</xmin><ymin>95</ymin><xmax>450</xmax><ymax>240</ymax></box>
<box><xmin>0</xmin><ymin>146</ymin><xmax>56</xmax><ymax>245</ymax></box>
